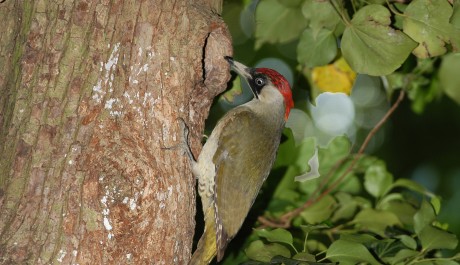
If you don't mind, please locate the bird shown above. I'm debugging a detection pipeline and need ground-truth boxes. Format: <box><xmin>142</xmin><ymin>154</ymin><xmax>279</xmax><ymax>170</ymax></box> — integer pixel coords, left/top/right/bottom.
<box><xmin>188</xmin><ymin>56</ymin><xmax>294</xmax><ymax>265</ymax></box>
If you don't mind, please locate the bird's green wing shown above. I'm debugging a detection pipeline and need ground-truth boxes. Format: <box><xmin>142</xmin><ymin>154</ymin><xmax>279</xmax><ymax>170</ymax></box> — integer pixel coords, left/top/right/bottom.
<box><xmin>212</xmin><ymin>107</ymin><xmax>282</xmax><ymax>261</ymax></box>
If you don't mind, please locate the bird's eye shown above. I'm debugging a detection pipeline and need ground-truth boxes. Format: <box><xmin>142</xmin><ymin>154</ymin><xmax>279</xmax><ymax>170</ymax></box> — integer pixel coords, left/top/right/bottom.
<box><xmin>255</xmin><ymin>77</ymin><xmax>265</xmax><ymax>86</ymax></box>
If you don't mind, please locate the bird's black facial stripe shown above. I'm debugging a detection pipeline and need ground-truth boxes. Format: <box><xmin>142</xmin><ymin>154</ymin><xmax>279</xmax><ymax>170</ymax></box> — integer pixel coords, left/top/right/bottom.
<box><xmin>248</xmin><ymin>69</ymin><xmax>267</xmax><ymax>97</ymax></box>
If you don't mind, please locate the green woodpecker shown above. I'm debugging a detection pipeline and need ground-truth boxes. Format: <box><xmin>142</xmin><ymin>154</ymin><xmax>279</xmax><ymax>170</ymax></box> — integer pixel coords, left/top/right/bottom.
<box><xmin>189</xmin><ymin>57</ymin><xmax>294</xmax><ymax>265</ymax></box>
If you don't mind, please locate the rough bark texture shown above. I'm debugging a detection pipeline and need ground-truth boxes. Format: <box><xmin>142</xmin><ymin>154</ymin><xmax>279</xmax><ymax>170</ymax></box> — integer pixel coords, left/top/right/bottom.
<box><xmin>0</xmin><ymin>1</ymin><xmax>231</xmax><ymax>264</ymax></box>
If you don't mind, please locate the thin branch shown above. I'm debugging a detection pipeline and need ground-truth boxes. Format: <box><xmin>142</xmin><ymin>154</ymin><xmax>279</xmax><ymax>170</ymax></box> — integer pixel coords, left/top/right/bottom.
<box><xmin>258</xmin><ymin>90</ymin><xmax>406</xmax><ymax>228</ymax></box>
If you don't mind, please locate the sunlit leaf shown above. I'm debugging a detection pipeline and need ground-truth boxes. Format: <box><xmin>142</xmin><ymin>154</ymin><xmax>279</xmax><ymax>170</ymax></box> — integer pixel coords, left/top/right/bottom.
<box><xmin>255</xmin><ymin>228</ymin><xmax>293</xmax><ymax>245</ymax></box>
<box><xmin>285</xmin><ymin>109</ymin><xmax>315</xmax><ymax>145</ymax></box>
<box><xmin>341</xmin><ymin>5</ymin><xmax>417</xmax><ymax>75</ymax></box>
<box><xmin>255</xmin><ymin>0</ymin><xmax>308</xmax><ymax>48</ymax></box>
<box><xmin>245</xmin><ymin>240</ymin><xmax>291</xmax><ymax>262</ymax></box>
<box><xmin>220</xmin><ymin>76</ymin><xmax>244</xmax><ymax>103</ymax></box>
<box><xmin>403</xmin><ymin>0</ymin><xmax>460</xmax><ymax>58</ymax></box>
<box><xmin>439</xmin><ymin>53</ymin><xmax>460</xmax><ymax>105</ymax></box>
<box><xmin>431</xmin><ymin>196</ymin><xmax>442</xmax><ymax>215</ymax></box>
<box><xmin>325</xmin><ymin>239</ymin><xmax>381</xmax><ymax>265</ymax></box>
<box><xmin>297</xmin><ymin>28</ymin><xmax>337</xmax><ymax>67</ymax></box>
<box><xmin>295</xmin><ymin>147</ymin><xmax>320</xmax><ymax>182</ymax></box>
<box><xmin>364</xmin><ymin>161</ymin><xmax>393</xmax><ymax>198</ymax></box>
<box><xmin>312</xmin><ymin>57</ymin><xmax>356</xmax><ymax>94</ymax></box>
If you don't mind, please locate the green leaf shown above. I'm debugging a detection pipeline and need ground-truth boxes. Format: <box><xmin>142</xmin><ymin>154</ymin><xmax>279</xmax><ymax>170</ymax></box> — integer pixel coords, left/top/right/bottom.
<box><xmin>383</xmin><ymin>249</ymin><xmax>419</xmax><ymax>264</ymax></box>
<box><xmin>297</xmin><ymin>28</ymin><xmax>337</xmax><ymax>67</ymax></box>
<box><xmin>300</xmin><ymin>194</ymin><xmax>336</xmax><ymax>224</ymax></box>
<box><xmin>301</xmin><ymin>0</ymin><xmax>344</xmax><ymax>35</ymax></box>
<box><xmin>382</xmin><ymin>200</ymin><xmax>417</xmax><ymax>226</ymax></box>
<box><xmin>431</xmin><ymin>196</ymin><xmax>442</xmax><ymax>215</ymax></box>
<box><xmin>294</xmin><ymin>147</ymin><xmax>320</xmax><ymax>182</ymax></box>
<box><xmin>318</xmin><ymin>135</ymin><xmax>351</xmax><ymax>175</ymax></box>
<box><xmin>341</xmin><ymin>5</ymin><xmax>417</xmax><ymax>75</ymax></box>
<box><xmin>439</xmin><ymin>53</ymin><xmax>460</xmax><ymax>105</ymax></box>
<box><xmin>364</xmin><ymin>161</ymin><xmax>393</xmax><ymax>198</ymax></box>
<box><xmin>419</xmin><ymin>225</ymin><xmax>459</xmax><ymax>251</ymax></box>
<box><xmin>285</xmin><ymin>109</ymin><xmax>315</xmax><ymax>145</ymax></box>
<box><xmin>339</xmin><ymin>233</ymin><xmax>379</xmax><ymax>244</ymax></box>
<box><xmin>352</xmin><ymin>208</ymin><xmax>402</xmax><ymax>236</ymax></box>
<box><xmin>245</xmin><ymin>240</ymin><xmax>291</xmax><ymax>262</ymax></box>
<box><xmin>332</xmin><ymin>192</ymin><xmax>358</xmax><ymax>222</ymax></box>
<box><xmin>292</xmin><ymin>252</ymin><xmax>316</xmax><ymax>262</ymax></box>
<box><xmin>403</xmin><ymin>0</ymin><xmax>460</xmax><ymax>58</ymax></box>
<box><xmin>396</xmin><ymin>235</ymin><xmax>417</xmax><ymax>250</ymax></box>
<box><xmin>255</xmin><ymin>0</ymin><xmax>308</xmax><ymax>48</ymax></box>
<box><xmin>390</xmin><ymin>178</ymin><xmax>434</xmax><ymax>197</ymax></box>
<box><xmin>452</xmin><ymin>0</ymin><xmax>460</xmax><ymax>28</ymax></box>
<box><xmin>414</xmin><ymin>200</ymin><xmax>436</xmax><ymax>234</ymax></box>
<box><xmin>278</xmin><ymin>0</ymin><xmax>303</xmax><ymax>8</ymax></box>
<box><xmin>336</xmin><ymin>174</ymin><xmax>361</xmax><ymax>194</ymax></box>
<box><xmin>325</xmin><ymin>239</ymin><xmax>381</xmax><ymax>265</ymax></box>
<box><xmin>294</xmin><ymin>137</ymin><xmax>318</xmax><ymax>178</ymax></box>
<box><xmin>274</xmin><ymin>128</ymin><xmax>297</xmax><ymax>167</ymax></box>
<box><xmin>255</xmin><ymin>228</ymin><xmax>293</xmax><ymax>245</ymax></box>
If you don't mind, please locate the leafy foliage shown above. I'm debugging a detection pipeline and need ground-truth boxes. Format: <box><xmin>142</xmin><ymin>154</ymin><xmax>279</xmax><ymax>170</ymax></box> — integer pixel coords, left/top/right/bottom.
<box><xmin>253</xmin><ymin>0</ymin><xmax>460</xmax><ymax>111</ymax></box>
<box><xmin>219</xmin><ymin>0</ymin><xmax>460</xmax><ymax>264</ymax></box>
<box><xmin>229</xmin><ymin>134</ymin><xmax>459</xmax><ymax>265</ymax></box>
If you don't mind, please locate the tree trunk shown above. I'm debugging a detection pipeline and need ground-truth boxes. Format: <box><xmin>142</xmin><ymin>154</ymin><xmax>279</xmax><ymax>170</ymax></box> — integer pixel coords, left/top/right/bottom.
<box><xmin>0</xmin><ymin>1</ymin><xmax>231</xmax><ymax>264</ymax></box>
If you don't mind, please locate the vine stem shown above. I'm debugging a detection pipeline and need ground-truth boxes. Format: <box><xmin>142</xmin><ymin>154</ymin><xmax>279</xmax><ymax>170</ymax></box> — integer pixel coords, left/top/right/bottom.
<box><xmin>258</xmin><ymin>90</ymin><xmax>406</xmax><ymax>228</ymax></box>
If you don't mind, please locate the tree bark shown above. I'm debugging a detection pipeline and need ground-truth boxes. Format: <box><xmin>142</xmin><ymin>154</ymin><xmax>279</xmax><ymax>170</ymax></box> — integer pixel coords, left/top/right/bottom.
<box><xmin>0</xmin><ymin>1</ymin><xmax>231</xmax><ymax>264</ymax></box>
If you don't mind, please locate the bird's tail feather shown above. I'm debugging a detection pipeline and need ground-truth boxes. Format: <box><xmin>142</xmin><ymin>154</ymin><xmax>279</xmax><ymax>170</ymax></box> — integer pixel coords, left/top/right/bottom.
<box><xmin>189</xmin><ymin>208</ymin><xmax>217</xmax><ymax>265</ymax></box>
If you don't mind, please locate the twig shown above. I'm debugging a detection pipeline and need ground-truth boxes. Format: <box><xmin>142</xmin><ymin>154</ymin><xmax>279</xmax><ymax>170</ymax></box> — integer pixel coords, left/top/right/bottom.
<box><xmin>258</xmin><ymin>90</ymin><xmax>406</xmax><ymax>228</ymax></box>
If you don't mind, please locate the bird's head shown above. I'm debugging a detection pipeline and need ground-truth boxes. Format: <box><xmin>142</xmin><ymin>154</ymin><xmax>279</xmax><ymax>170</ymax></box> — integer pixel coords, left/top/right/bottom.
<box><xmin>225</xmin><ymin>56</ymin><xmax>294</xmax><ymax>121</ymax></box>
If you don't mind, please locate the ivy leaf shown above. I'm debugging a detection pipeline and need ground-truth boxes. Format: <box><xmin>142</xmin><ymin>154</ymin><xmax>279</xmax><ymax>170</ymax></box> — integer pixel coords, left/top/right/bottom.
<box><xmin>439</xmin><ymin>53</ymin><xmax>460</xmax><ymax>105</ymax></box>
<box><xmin>383</xmin><ymin>249</ymin><xmax>419</xmax><ymax>264</ymax></box>
<box><xmin>255</xmin><ymin>228</ymin><xmax>293</xmax><ymax>246</ymax></box>
<box><xmin>297</xmin><ymin>28</ymin><xmax>337</xmax><ymax>67</ymax></box>
<box><xmin>318</xmin><ymin>135</ymin><xmax>351</xmax><ymax>175</ymax></box>
<box><xmin>419</xmin><ymin>225</ymin><xmax>458</xmax><ymax>251</ymax></box>
<box><xmin>278</xmin><ymin>0</ymin><xmax>303</xmax><ymax>8</ymax></box>
<box><xmin>352</xmin><ymin>208</ymin><xmax>402</xmax><ymax>236</ymax></box>
<box><xmin>452</xmin><ymin>0</ymin><xmax>460</xmax><ymax>28</ymax></box>
<box><xmin>382</xmin><ymin>200</ymin><xmax>417</xmax><ymax>226</ymax></box>
<box><xmin>332</xmin><ymin>192</ymin><xmax>358</xmax><ymax>222</ymax></box>
<box><xmin>245</xmin><ymin>240</ymin><xmax>291</xmax><ymax>262</ymax></box>
<box><xmin>255</xmin><ymin>0</ymin><xmax>308</xmax><ymax>48</ymax></box>
<box><xmin>364</xmin><ymin>161</ymin><xmax>393</xmax><ymax>198</ymax></box>
<box><xmin>300</xmin><ymin>194</ymin><xmax>336</xmax><ymax>224</ymax></box>
<box><xmin>396</xmin><ymin>235</ymin><xmax>417</xmax><ymax>250</ymax></box>
<box><xmin>325</xmin><ymin>239</ymin><xmax>381</xmax><ymax>265</ymax></box>
<box><xmin>390</xmin><ymin>178</ymin><xmax>435</xmax><ymax>197</ymax></box>
<box><xmin>341</xmin><ymin>5</ymin><xmax>417</xmax><ymax>76</ymax></box>
<box><xmin>301</xmin><ymin>0</ymin><xmax>344</xmax><ymax>35</ymax></box>
<box><xmin>414</xmin><ymin>200</ymin><xmax>436</xmax><ymax>234</ymax></box>
<box><xmin>403</xmin><ymin>0</ymin><xmax>460</xmax><ymax>58</ymax></box>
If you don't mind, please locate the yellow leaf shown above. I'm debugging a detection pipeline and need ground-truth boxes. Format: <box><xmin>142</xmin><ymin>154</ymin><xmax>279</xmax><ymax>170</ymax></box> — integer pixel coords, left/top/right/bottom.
<box><xmin>312</xmin><ymin>57</ymin><xmax>357</xmax><ymax>95</ymax></box>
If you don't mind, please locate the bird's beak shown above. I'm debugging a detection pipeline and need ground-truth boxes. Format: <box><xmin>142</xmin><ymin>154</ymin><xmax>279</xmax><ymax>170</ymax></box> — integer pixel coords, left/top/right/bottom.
<box><xmin>224</xmin><ymin>56</ymin><xmax>251</xmax><ymax>80</ymax></box>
